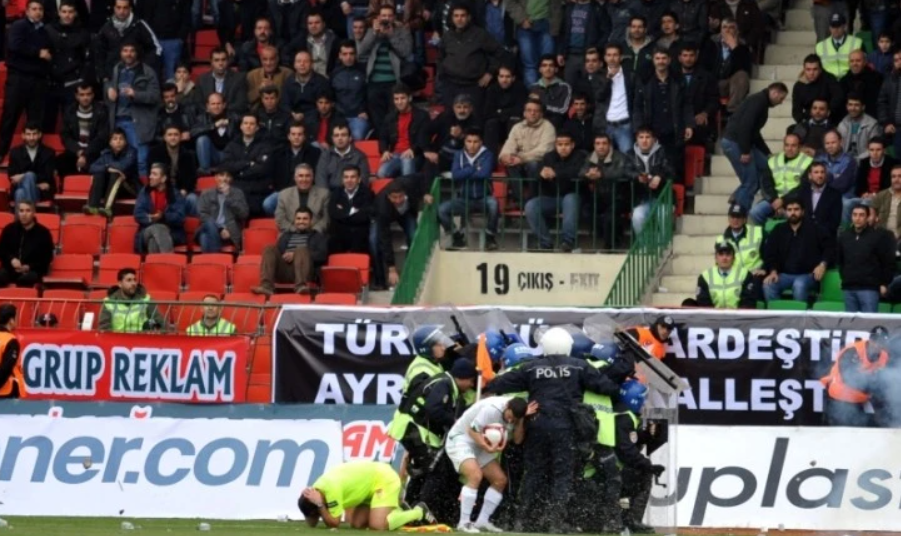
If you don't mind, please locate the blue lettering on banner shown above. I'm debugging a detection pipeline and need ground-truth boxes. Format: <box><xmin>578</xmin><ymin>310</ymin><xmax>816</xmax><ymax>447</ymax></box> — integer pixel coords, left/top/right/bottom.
<box><xmin>23</xmin><ymin>344</ymin><xmax>105</xmax><ymax>396</ymax></box>
<box><xmin>0</xmin><ymin>435</ymin><xmax>329</xmax><ymax>487</ymax></box>
<box><xmin>111</xmin><ymin>347</ymin><xmax>236</xmax><ymax>401</ymax></box>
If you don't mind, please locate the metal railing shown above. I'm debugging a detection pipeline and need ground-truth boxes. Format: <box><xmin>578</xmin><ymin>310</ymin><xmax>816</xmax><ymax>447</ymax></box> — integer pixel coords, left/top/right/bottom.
<box><xmin>604</xmin><ymin>181</ymin><xmax>675</xmax><ymax>307</ymax></box>
<box><xmin>392</xmin><ymin>178</ymin><xmax>441</xmax><ymax>305</ymax></box>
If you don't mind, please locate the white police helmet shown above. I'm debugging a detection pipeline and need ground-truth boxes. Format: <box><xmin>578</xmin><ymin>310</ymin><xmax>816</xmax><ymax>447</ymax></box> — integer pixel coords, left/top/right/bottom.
<box><xmin>540</xmin><ymin>327</ymin><xmax>574</xmax><ymax>356</ymax></box>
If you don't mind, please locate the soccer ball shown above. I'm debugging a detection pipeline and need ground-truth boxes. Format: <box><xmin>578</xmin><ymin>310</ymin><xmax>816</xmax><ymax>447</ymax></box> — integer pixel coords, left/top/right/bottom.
<box><xmin>482</xmin><ymin>424</ymin><xmax>506</xmax><ymax>448</ymax></box>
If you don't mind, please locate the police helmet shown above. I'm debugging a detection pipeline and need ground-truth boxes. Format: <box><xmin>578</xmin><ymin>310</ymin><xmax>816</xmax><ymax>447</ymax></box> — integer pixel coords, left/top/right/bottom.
<box><xmin>589</xmin><ymin>341</ymin><xmax>619</xmax><ymax>363</ymax></box>
<box><xmin>504</xmin><ymin>331</ymin><xmax>524</xmax><ymax>345</ymax></box>
<box><xmin>620</xmin><ymin>380</ymin><xmax>649</xmax><ymax>413</ymax></box>
<box><xmin>503</xmin><ymin>343</ymin><xmax>534</xmax><ymax>369</ymax></box>
<box><xmin>484</xmin><ymin>329</ymin><xmax>507</xmax><ymax>363</ymax></box>
<box><xmin>570</xmin><ymin>331</ymin><xmax>596</xmax><ymax>358</ymax></box>
<box><xmin>411</xmin><ymin>325</ymin><xmax>454</xmax><ymax>356</ymax></box>
<box><xmin>540</xmin><ymin>327</ymin><xmax>574</xmax><ymax>356</ymax></box>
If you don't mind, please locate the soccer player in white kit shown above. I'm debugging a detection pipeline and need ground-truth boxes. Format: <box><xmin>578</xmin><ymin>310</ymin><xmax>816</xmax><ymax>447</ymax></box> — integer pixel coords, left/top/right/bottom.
<box><xmin>445</xmin><ymin>395</ymin><xmax>537</xmax><ymax>533</ymax></box>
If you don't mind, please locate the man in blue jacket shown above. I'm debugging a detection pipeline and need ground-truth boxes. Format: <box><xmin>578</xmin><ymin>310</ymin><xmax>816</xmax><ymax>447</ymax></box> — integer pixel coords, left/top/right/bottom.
<box><xmin>85</xmin><ymin>128</ymin><xmax>139</xmax><ymax>216</ymax></box>
<box><xmin>439</xmin><ymin>128</ymin><xmax>498</xmax><ymax>251</ymax></box>
<box><xmin>133</xmin><ymin>163</ymin><xmax>186</xmax><ymax>253</ymax></box>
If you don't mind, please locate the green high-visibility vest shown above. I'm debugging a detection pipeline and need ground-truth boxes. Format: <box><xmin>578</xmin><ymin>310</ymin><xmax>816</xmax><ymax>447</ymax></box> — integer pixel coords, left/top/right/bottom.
<box><xmin>389</xmin><ymin>373</ymin><xmax>459</xmax><ymax>448</ymax></box>
<box><xmin>720</xmin><ymin>224</ymin><xmax>763</xmax><ymax>272</ymax></box>
<box><xmin>387</xmin><ymin>355</ymin><xmax>444</xmax><ymax>440</ymax></box>
<box><xmin>187</xmin><ymin>318</ymin><xmax>236</xmax><ymax>336</ymax></box>
<box><xmin>103</xmin><ymin>295</ymin><xmax>152</xmax><ymax>333</ymax></box>
<box><xmin>701</xmin><ymin>266</ymin><xmax>749</xmax><ymax>309</ymax></box>
<box><xmin>768</xmin><ymin>152</ymin><xmax>812</xmax><ymax>197</ymax></box>
<box><xmin>582</xmin><ymin>360</ymin><xmax>615</xmax><ymax>448</ymax></box>
<box><xmin>815</xmin><ymin>36</ymin><xmax>862</xmax><ymax>78</ymax></box>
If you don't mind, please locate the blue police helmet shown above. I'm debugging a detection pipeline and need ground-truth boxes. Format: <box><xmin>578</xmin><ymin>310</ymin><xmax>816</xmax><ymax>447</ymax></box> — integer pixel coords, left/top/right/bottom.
<box><xmin>620</xmin><ymin>380</ymin><xmax>649</xmax><ymax>414</ymax></box>
<box><xmin>570</xmin><ymin>332</ymin><xmax>596</xmax><ymax>358</ymax></box>
<box><xmin>504</xmin><ymin>331</ymin><xmax>524</xmax><ymax>346</ymax></box>
<box><xmin>484</xmin><ymin>329</ymin><xmax>507</xmax><ymax>363</ymax></box>
<box><xmin>503</xmin><ymin>343</ymin><xmax>534</xmax><ymax>369</ymax></box>
<box><xmin>411</xmin><ymin>325</ymin><xmax>453</xmax><ymax>356</ymax></box>
<box><xmin>589</xmin><ymin>341</ymin><xmax>619</xmax><ymax>363</ymax></box>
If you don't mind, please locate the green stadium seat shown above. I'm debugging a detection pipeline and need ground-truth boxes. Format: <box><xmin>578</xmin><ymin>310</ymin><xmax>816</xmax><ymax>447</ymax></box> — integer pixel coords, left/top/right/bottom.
<box><xmin>812</xmin><ymin>301</ymin><xmax>845</xmax><ymax>312</ymax></box>
<box><xmin>818</xmin><ymin>270</ymin><xmax>843</xmax><ymax>302</ymax></box>
<box><xmin>764</xmin><ymin>219</ymin><xmax>781</xmax><ymax>234</ymax></box>
<box><xmin>767</xmin><ymin>299</ymin><xmax>808</xmax><ymax>311</ymax></box>
<box><xmin>856</xmin><ymin>31</ymin><xmax>873</xmax><ymax>54</ymax></box>
<box><xmin>878</xmin><ymin>302</ymin><xmax>892</xmax><ymax>314</ymax></box>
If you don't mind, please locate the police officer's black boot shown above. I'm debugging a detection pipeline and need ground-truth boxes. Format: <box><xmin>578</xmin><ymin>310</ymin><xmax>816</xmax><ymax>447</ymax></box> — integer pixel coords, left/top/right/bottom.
<box><xmin>624</xmin><ymin>474</ymin><xmax>655</xmax><ymax>534</ymax></box>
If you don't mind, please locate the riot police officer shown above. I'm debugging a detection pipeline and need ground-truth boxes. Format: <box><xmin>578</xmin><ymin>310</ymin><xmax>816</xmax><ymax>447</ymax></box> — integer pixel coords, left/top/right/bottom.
<box><xmin>486</xmin><ymin>327</ymin><xmax>620</xmax><ymax>532</ymax></box>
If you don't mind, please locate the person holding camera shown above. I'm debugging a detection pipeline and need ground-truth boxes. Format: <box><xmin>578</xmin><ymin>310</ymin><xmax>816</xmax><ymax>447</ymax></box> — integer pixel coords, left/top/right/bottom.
<box><xmin>99</xmin><ymin>268</ymin><xmax>167</xmax><ymax>333</ymax></box>
<box><xmin>358</xmin><ymin>5</ymin><xmax>413</xmax><ymax>138</ymax></box>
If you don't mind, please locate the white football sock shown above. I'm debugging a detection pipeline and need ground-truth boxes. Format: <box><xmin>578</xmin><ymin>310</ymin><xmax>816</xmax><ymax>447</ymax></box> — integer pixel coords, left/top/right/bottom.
<box><xmin>460</xmin><ymin>486</ymin><xmax>479</xmax><ymax>524</ymax></box>
<box><xmin>475</xmin><ymin>487</ymin><xmax>504</xmax><ymax>525</ymax></box>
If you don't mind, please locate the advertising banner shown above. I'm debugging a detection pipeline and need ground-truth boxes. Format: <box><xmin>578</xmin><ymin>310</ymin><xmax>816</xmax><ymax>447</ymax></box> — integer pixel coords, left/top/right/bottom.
<box><xmin>0</xmin><ymin>414</ymin><xmax>343</xmax><ymax>519</ymax></box>
<box><xmin>274</xmin><ymin>306</ymin><xmax>895</xmax><ymax>426</ymax></box>
<box><xmin>19</xmin><ymin>329</ymin><xmax>250</xmax><ymax>403</ymax></box>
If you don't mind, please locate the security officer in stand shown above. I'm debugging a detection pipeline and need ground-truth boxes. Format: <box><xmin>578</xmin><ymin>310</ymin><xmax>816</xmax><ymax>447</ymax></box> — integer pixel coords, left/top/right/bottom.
<box><xmin>486</xmin><ymin>327</ymin><xmax>621</xmax><ymax>533</ymax></box>
<box><xmin>694</xmin><ymin>241</ymin><xmax>758</xmax><ymax>309</ymax></box>
<box><xmin>721</xmin><ymin>204</ymin><xmax>766</xmax><ymax>282</ymax></box>
<box><xmin>0</xmin><ymin>304</ymin><xmax>25</xmax><ymax>399</ymax></box>
<box><xmin>821</xmin><ymin>326</ymin><xmax>889</xmax><ymax>427</ymax></box>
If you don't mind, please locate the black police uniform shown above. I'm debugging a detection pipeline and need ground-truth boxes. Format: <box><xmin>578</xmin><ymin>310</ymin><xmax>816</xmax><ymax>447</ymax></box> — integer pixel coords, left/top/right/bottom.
<box><xmin>613</xmin><ymin>402</ymin><xmax>663</xmax><ymax>533</ymax></box>
<box><xmin>486</xmin><ymin>354</ymin><xmax>619</xmax><ymax>532</ymax></box>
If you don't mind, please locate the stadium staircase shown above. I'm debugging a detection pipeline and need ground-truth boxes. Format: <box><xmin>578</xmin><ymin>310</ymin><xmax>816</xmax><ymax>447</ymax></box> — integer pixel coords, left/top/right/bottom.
<box><xmin>648</xmin><ymin>0</ymin><xmax>814</xmax><ymax>306</ymax></box>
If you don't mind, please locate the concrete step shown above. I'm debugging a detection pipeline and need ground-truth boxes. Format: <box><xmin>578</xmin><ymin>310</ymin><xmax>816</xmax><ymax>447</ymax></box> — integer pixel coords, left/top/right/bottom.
<box><xmin>678</xmin><ymin>214</ymin><xmax>730</xmax><ymax>235</ymax></box>
<box><xmin>791</xmin><ymin>0</ymin><xmax>811</xmax><ymax>10</ymax></box>
<box><xmin>660</xmin><ymin>274</ymin><xmax>702</xmax><ymax>293</ymax></box>
<box><xmin>650</xmin><ymin>292</ymin><xmax>694</xmax><ymax>307</ymax></box>
<box><xmin>699</xmin><ymin>175</ymin><xmax>739</xmax><ymax>195</ymax></box>
<box><xmin>765</xmin><ymin>44</ymin><xmax>816</xmax><ymax>66</ymax></box>
<box><xmin>785</xmin><ymin>9</ymin><xmax>815</xmax><ymax>31</ymax></box>
<box><xmin>671</xmin><ymin>253</ymin><xmax>713</xmax><ymax>275</ymax></box>
<box><xmin>674</xmin><ymin>234</ymin><xmax>722</xmax><ymax>255</ymax></box>
<box><xmin>774</xmin><ymin>30</ymin><xmax>817</xmax><ymax>46</ymax></box>
<box><xmin>711</xmin><ymin>155</ymin><xmax>734</xmax><ymax>176</ymax></box>
<box><xmin>755</xmin><ymin>64</ymin><xmax>803</xmax><ymax>80</ymax></box>
<box><xmin>762</xmin><ymin>116</ymin><xmax>793</xmax><ymax>140</ymax></box>
<box><xmin>694</xmin><ymin>193</ymin><xmax>733</xmax><ymax>214</ymax></box>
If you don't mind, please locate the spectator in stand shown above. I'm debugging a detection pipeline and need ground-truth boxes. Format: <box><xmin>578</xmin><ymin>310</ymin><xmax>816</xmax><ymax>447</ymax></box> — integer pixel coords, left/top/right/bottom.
<box><xmin>837</xmin><ymin>203</ymin><xmax>894</xmax><ymax>312</ymax></box>
<box><xmin>592</xmin><ymin>43</ymin><xmax>636</xmax><ymax>154</ymax></box>
<box><xmin>721</xmin><ymin>82</ymin><xmax>789</xmax><ymax>210</ymax></box>
<box><xmin>428</xmin><ymin>94</ymin><xmax>482</xmax><ymax>173</ymax></box>
<box><xmin>633</xmin><ymin>0</ymin><xmax>668</xmax><ymax>38</ymax></box>
<box><xmin>572</xmin><ymin>47</ymin><xmax>604</xmax><ymax>106</ymax></box>
<box><xmin>359</xmin><ymin>6</ymin><xmax>413</xmax><ymax>138</ymax></box>
<box><xmin>840</xmin><ymin>50</ymin><xmax>883</xmax><ymax>119</ymax></box>
<box><xmin>709</xmin><ymin>0</ymin><xmax>763</xmax><ymax>56</ymax></box>
<box><xmin>194</xmin><ymin>169</ymin><xmax>250</xmax><ymax>253</ymax></box>
<box><xmin>678</xmin><ymin>43</ymin><xmax>719</xmax><ymax>146</ymax></box>
<box><xmin>0</xmin><ymin>201</ymin><xmax>54</xmax><ymax>289</ymax></box>
<box><xmin>94</xmin><ymin>0</ymin><xmax>161</xmax><ymax>81</ymax></box>
<box><xmin>266</xmin><ymin>124</ymin><xmax>323</xmax><ymax>215</ymax></box>
<box><xmin>191</xmin><ymin>93</ymin><xmax>238</xmax><ymax>174</ymax></box>
<box><xmin>579</xmin><ymin>133</ymin><xmax>640</xmax><ymax>247</ymax></box>
<box><xmin>341</xmin><ymin>0</ymin><xmax>369</xmax><ymax>38</ymax></box>
<box><xmin>440</xmin><ymin>128</ymin><xmax>498</xmax><ymax>250</ymax></box>
<box><xmin>817</xmin><ymin>130</ymin><xmax>858</xmax><ymax>221</ymax></box>
<box><xmin>0</xmin><ymin>1</ymin><xmax>51</xmax><ymax>161</ymax></box>
<box><xmin>564</xmin><ymin>93</ymin><xmax>593</xmax><ymax>152</ymax></box>
<box><xmin>281</xmin><ymin>51</ymin><xmax>331</xmax><ymax>126</ymax></box>
<box><xmin>868</xmin><ymin>33</ymin><xmax>893</xmax><ymax>76</ymax></box>
<box><xmin>499</xmin><ymin>99</ymin><xmax>556</xmax><ymax>180</ymax></box>
<box><xmin>872</xmin><ymin>165</ymin><xmax>901</xmax><ymax>239</ymax></box>
<box><xmin>253</xmin><ymin>207</ymin><xmax>328</xmax><ymax>295</ymax></box>
<box><xmin>694</xmin><ymin>241</ymin><xmax>757</xmax><ymax>309</ymax></box>
<box><xmin>483</xmin><ymin>64</ymin><xmax>528</xmax><ymax>155</ymax></box>
<box><xmin>316</xmin><ymin>124</ymin><xmax>371</xmax><ymax>189</ymax></box>
<box><xmin>709</xmin><ymin>17</ymin><xmax>751</xmax><ymax>115</ymax></box>
<box><xmin>255</xmin><ymin>87</ymin><xmax>292</xmax><ymax>145</ymax></box>
<box><xmin>59</xmin><ymin>83</ymin><xmax>110</xmax><ymax>177</ymax></box>
<box><xmin>304</xmin><ymin>91</ymin><xmax>344</xmax><ymax>149</ymax></box>
<box><xmin>837</xmin><ymin>94</ymin><xmax>882</xmax><ymax>161</ymax></box>
<box><xmin>720</xmin><ymin>203</ymin><xmax>765</xmax><ymax>281</ymax></box>
<box><xmin>784</xmin><ymin>161</ymin><xmax>843</xmax><ymax>235</ymax></box>
<box><xmin>158</xmin><ymin>83</ymin><xmax>193</xmax><ymax>139</ymax></box>
<box><xmin>378</xmin><ymin>84</ymin><xmax>431</xmax><ymax>178</ymax></box>
<box><xmin>351</xmin><ymin>16</ymin><xmax>371</xmax><ymax>63</ymax></box>
<box><xmin>525</xmin><ymin>131</ymin><xmax>586</xmax><ymax>251</ymax></box>
<box><xmin>42</xmin><ymin>0</ymin><xmax>91</xmax><ymax>25</ymax></box>
<box><xmin>788</xmin><ymin>98</ymin><xmax>833</xmax><ymax>153</ymax></box>
<box><xmin>133</xmin><ymin>163</ymin><xmax>186</xmax><ymax>254</ymax></box>
<box><xmin>529</xmin><ymin>55</ymin><xmax>572</xmax><ymax>129</ymax></box>
<box><xmin>274</xmin><ymin>164</ymin><xmax>330</xmax><ymax>233</ymax></box>
<box><xmin>762</xmin><ymin>197</ymin><xmax>834</xmax><ymax>304</ymax></box>
<box><xmin>85</xmin><ymin>128</ymin><xmax>139</xmax><ymax>216</ymax></box>
<box><xmin>556</xmin><ymin>0</ymin><xmax>605</xmax><ymax>87</ymax></box>
<box><xmin>44</xmin><ymin>0</ymin><xmax>92</xmax><ymax>134</ymax></box>
<box><xmin>655</xmin><ymin>12</ymin><xmax>682</xmax><ymax>52</ymax></box>
<box><xmin>877</xmin><ymin>49</ymin><xmax>901</xmax><ymax>159</ymax></box>
<box><xmin>604</xmin><ymin>0</ymin><xmax>632</xmax><ymax>46</ymax></box>
<box><xmin>855</xmin><ymin>138</ymin><xmax>896</xmax><ymax>198</ymax></box>
<box><xmin>268</xmin><ymin>0</ymin><xmax>307</xmax><ymax>42</ymax></box>
<box><xmin>438</xmin><ymin>4</ymin><xmax>503</xmax><ymax>110</ymax></box>
<box><xmin>750</xmin><ymin>134</ymin><xmax>813</xmax><ymax>225</ymax></box>
<box><xmin>632</xmin><ymin>47</ymin><xmax>693</xmax><ymax>181</ymax></box>
<box><xmin>283</xmin><ymin>11</ymin><xmax>338</xmax><ymax>77</ymax></box>
<box><xmin>506</xmin><ymin>0</ymin><xmax>558</xmax><ymax>87</ymax></box>
<box><xmin>218</xmin><ymin>0</ymin><xmax>267</xmax><ymax>60</ymax></box>
<box><xmin>135</xmin><ymin>0</ymin><xmax>190</xmax><ymax>82</ymax></box>
<box><xmin>105</xmin><ymin>42</ymin><xmax>160</xmax><ymax>177</ymax></box>
<box><xmin>815</xmin><ymin>14</ymin><xmax>862</xmax><ymax>80</ymax></box>
<box><xmin>148</xmin><ymin>125</ymin><xmax>199</xmax><ymax>215</ymax></box>
<box><xmin>810</xmin><ymin>0</ymin><xmax>847</xmax><ymax>41</ymax></box>
<box><xmin>8</xmin><ymin>124</ymin><xmax>57</xmax><ymax>205</ymax></box>
<box><xmin>173</xmin><ymin>64</ymin><xmax>201</xmax><ymax>105</ymax></box>
<box><xmin>327</xmin><ymin>165</ymin><xmax>374</xmax><ymax>253</ymax></box>
<box><xmin>237</xmin><ymin>17</ymin><xmax>282</xmax><ymax>73</ymax></box>
<box><xmin>366</xmin><ymin>0</ymin><xmax>425</xmax><ymax>36</ymax></box>
<box><xmin>222</xmin><ymin>114</ymin><xmax>273</xmax><ymax>217</ymax></box>
<box><xmin>332</xmin><ymin>41</ymin><xmax>370</xmax><ymax>141</ymax></box>
<box><xmin>197</xmin><ymin>48</ymin><xmax>249</xmax><ymax>114</ymax></box>
<box><xmin>669</xmin><ymin>0</ymin><xmax>707</xmax><ymax>44</ymax></box>
<box><xmin>372</xmin><ymin>176</ymin><xmax>430</xmax><ymax>288</ymax></box>
<box><xmin>628</xmin><ymin>127</ymin><xmax>674</xmax><ymax>234</ymax></box>
<box><xmin>620</xmin><ymin>16</ymin><xmax>654</xmax><ymax>83</ymax></box>
<box><xmin>99</xmin><ymin>268</ymin><xmax>167</xmax><ymax>333</ymax></box>
<box><xmin>246</xmin><ymin>45</ymin><xmax>292</xmax><ymax>110</ymax></box>
<box><xmin>792</xmin><ymin>54</ymin><xmax>844</xmax><ymax>124</ymax></box>
<box><xmin>187</xmin><ymin>295</ymin><xmax>236</xmax><ymax>336</ymax></box>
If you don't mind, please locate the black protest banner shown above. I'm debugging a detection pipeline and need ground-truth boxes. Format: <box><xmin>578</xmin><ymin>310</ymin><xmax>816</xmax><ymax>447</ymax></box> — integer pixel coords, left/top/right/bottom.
<box><xmin>274</xmin><ymin>306</ymin><xmax>894</xmax><ymax>425</ymax></box>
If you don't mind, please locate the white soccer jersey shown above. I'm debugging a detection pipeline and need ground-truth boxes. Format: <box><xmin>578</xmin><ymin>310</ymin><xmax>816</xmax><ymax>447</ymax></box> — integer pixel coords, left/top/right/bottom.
<box><xmin>447</xmin><ymin>395</ymin><xmax>514</xmax><ymax>442</ymax></box>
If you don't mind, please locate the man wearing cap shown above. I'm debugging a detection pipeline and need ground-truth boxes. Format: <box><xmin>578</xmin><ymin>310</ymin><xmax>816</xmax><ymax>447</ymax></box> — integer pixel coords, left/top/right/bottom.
<box><xmin>0</xmin><ymin>304</ymin><xmax>25</xmax><ymax>399</ymax></box>
<box><xmin>624</xmin><ymin>316</ymin><xmax>672</xmax><ymax>361</ymax></box>
<box><xmin>816</xmin><ymin>14</ymin><xmax>862</xmax><ymax>79</ymax></box>
<box><xmin>750</xmin><ymin>134</ymin><xmax>813</xmax><ymax>225</ymax></box>
<box><xmin>695</xmin><ymin>242</ymin><xmax>757</xmax><ymax>309</ymax></box>
<box><xmin>821</xmin><ymin>326</ymin><xmax>889</xmax><ymax>426</ymax></box>
<box><xmin>720</xmin><ymin>203</ymin><xmax>766</xmax><ymax>284</ymax></box>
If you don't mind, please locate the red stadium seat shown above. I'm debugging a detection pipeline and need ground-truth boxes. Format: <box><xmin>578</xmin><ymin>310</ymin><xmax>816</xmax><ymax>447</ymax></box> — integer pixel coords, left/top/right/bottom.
<box><xmin>42</xmin><ymin>254</ymin><xmax>93</xmax><ymax>288</ymax></box>
<box><xmin>146</xmin><ymin>253</ymin><xmax>188</xmax><ymax>266</ymax></box>
<box><xmin>107</xmin><ymin>216</ymin><xmax>139</xmax><ymax>254</ymax></box>
<box><xmin>40</xmin><ymin>213</ymin><xmax>61</xmax><ymax>245</ymax></box>
<box><xmin>242</xmin><ymin>227</ymin><xmax>277</xmax><ymax>255</ymax></box>
<box><xmin>314</xmin><ymin>292</ymin><xmax>357</xmax><ymax>305</ymax></box>
<box><xmin>246</xmin><ymin>384</ymin><xmax>271</xmax><ymax>403</ymax></box>
<box><xmin>232</xmin><ymin>257</ymin><xmax>261</xmax><ymax>294</ymax></box>
<box><xmin>0</xmin><ymin>212</ymin><xmax>14</xmax><ymax>233</ymax></box>
<box><xmin>327</xmin><ymin>253</ymin><xmax>370</xmax><ymax>286</ymax></box>
<box><xmin>173</xmin><ymin>291</ymin><xmax>211</xmax><ymax>333</ymax></box>
<box><xmin>262</xmin><ymin>293</ymin><xmax>311</xmax><ymax>331</ymax></box>
<box><xmin>195</xmin><ymin>176</ymin><xmax>216</xmax><ymax>192</ymax></box>
<box><xmin>319</xmin><ymin>266</ymin><xmax>363</xmax><ymax>295</ymax></box>
<box><xmin>56</xmin><ymin>175</ymin><xmax>93</xmax><ymax>212</ymax></box>
<box><xmin>222</xmin><ymin>293</ymin><xmax>263</xmax><ymax>334</ymax></box>
<box><xmin>142</xmin><ymin>257</ymin><xmax>185</xmax><ymax>294</ymax></box>
<box><xmin>0</xmin><ymin>286</ymin><xmax>37</xmax><ymax>325</ymax></box>
<box><xmin>248</xmin><ymin>219</ymin><xmax>277</xmax><ymax>230</ymax></box>
<box><xmin>59</xmin><ymin>223</ymin><xmax>104</xmax><ymax>256</ymax></box>
<box><xmin>251</xmin><ymin>336</ymin><xmax>272</xmax><ymax>375</ymax></box>
<box><xmin>64</xmin><ymin>213</ymin><xmax>108</xmax><ymax>242</ymax></box>
<box><xmin>95</xmin><ymin>253</ymin><xmax>141</xmax><ymax>289</ymax></box>
<box><xmin>185</xmin><ymin>263</ymin><xmax>229</xmax><ymax>293</ymax></box>
<box><xmin>370</xmin><ymin>178</ymin><xmax>392</xmax><ymax>196</ymax></box>
<box><xmin>193</xmin><ymin>253</ymin><xmax>234</xmax><ymax>265</ymax></box>
<box><xmin>37</xmin><ymin>290</ymin><xmax>86</xmax><ymax>329</ymax></box>
<box><xmin>175</xmin><ymin>217</ymin><xmax>201</xmax><ymax>254</ymax></box>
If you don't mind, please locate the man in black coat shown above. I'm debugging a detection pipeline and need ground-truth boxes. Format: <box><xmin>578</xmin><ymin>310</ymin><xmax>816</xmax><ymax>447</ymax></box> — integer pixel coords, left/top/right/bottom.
<box><xmin>839</xmin><ymin>50</ymin><xmax>883</xmax><ymax>124</ymax></box>
<box><xmin>836</xmin><ymin>203</ymin><xmax>895</xmax><ymax>312</ymax></box>
<box><xmin>94</xmin><ymin>0</ymin><xmax>161</xmax><ymax>81</ymax></box>
<box><xmin>196</xmin><ymin>48</ymin><xmax>249</xmax><ymax>114</ymax></box>
<box><xmin>782</xmin><ymin>161</ymin><xmax>843</xmax><ymax>236</ymax></box>
<box><xmin>134</xmin><ymin>0</ymin><xmax>190</xmax><ymax>81</ymax></box>
<box><xmin>327</xmin><ymin>165</ymin><xmax>374</xmax><ymax>254</ymax></box>
<box><xmin>8</xmin><ymin>123</ymin><xmax>57</xmax><ymax>204</ymax></box>
<box><xmin>525</xmin><ymin>131</ymin><xmax>586</xmax><ymax>251</ymax></box>
<box><xmin>0</xmin><ymin>201</ymin><xmax>55</xmax><ymax>288</ymax></box>
<box><xmin>157</xmin><ymin>82</ymin><xmax>193</xmax><ymax>138</ymax></box>
<box><xmin>792</xmin><ymin>54</ymin><xmax>845</xmax><ymax>124</ymax></box>
<box><xmin>855</xmin><ymin>137</ymin><xmax>897</xmax><ymax>196</ymax></box>
<box><xmin>677</xmin><ymin>43</ymin><xmax>718</xmax><ymax>146</ymax></box>
<box><xmin>221</xmin><ymin>114</ymin><xmax>273</xmax><ymax>217</ymax></box>
<box><xmin>148</xmin><ymin>124</ymin><xmax>199</xmax><ymax>214</ymax></box>
<box><xmin>264</xmin><ymin>122</ymin><xmax>322</xmax><ymax>216</ymax></box>
<box><xmin>44</xmin><ymin>1</ymin><xmax>92</xmax><ymax>134</ymax></box>
<box><xmin>377</xmin><ymin>84</ymin><xmax>431</xmax><ymax>178</ymax></box>
<box><xmin>438</xmin><ymin>4</ymin><xmax>503</xmax><ymax>111</ymax></box>
<box><xmin>0</xmin><ymin>1</ymin><xmax>52</xmax><ymax>159</ymax></box>
<box><xmin>483</xmin><ymin>65</ymin><xmax>527</xmax><ymax>155</ymax></box>
<box><xmin>59</xmin><ymin>83</ymin><xmax>110</xmax><ymax>177</ymax></box>
<box><xmin>371</xmin><ymin>176</ymin><xmax>428</xmax><ymax>289</ymax></box>
<box><xmin>236</xmin><ymin>16</ymin><xmax>283</xmax><ymax>73</ymax></box>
